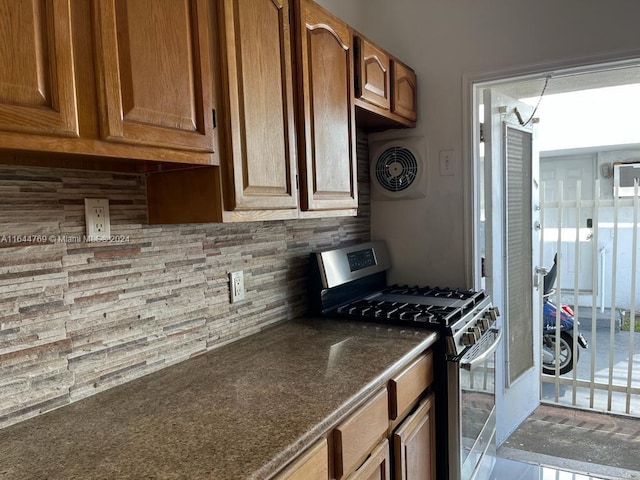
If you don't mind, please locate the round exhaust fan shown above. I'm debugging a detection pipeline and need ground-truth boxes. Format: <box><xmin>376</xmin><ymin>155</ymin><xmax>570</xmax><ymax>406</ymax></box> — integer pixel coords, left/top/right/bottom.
<box><xmin>370</xmin><ymin>137</ymin><xmax>426</xmax><ymax>200</ymax></box>
<box><xmin>375</xmin><ymin>146</ymin><xmax>419</xmax><ymax>192</ymax></box>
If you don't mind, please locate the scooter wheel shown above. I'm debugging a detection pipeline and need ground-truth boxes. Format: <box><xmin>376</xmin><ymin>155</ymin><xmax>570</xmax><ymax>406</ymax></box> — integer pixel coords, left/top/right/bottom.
<box><xmin>542</xmin><ymin>331</ymin><xmax>578</xmax><ymax>376</ymax></box>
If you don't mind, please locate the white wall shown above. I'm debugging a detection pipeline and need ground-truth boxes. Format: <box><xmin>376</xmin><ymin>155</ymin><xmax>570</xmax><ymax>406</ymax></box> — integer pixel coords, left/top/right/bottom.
<box><xmin>314</xmin><ymin>0</ymin><xmax>366</xmax><ymax>32</ymax></box>
<box><xmin>317</xmin><ymin>0</ymin><xmax>640</xmax><ymax>288</ymax></box>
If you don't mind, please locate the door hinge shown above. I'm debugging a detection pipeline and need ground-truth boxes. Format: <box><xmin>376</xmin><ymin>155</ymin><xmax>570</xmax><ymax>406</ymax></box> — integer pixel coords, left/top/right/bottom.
<box><xmin>212</xmin><ymin>109</ymin><xmax>217</xmax><ymax>128</ymax></box>
<box><xmin>295</xmin><ymin>174</ymin><xmax>299</xmax><ymax>190</ymax></box>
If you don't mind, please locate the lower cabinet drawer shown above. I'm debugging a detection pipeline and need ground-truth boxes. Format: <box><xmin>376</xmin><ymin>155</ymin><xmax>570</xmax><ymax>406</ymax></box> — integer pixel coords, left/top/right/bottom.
<box><xmin>388</xmin><ymin>351</ymin><xmax>433</xmax><ymax>420</ymax></box>
<box><xmin>334</xmin><ymin>389</ymin><xmax>389</xmax><ymax>479</ymax></box>
<box><xmin>274</xmin><ymin>438</ymin><xmax>328</xmax><ymax>480</ymax></box>
<box><xmin>345</xmin><ymin>438</ymin><xmax>390</xmax><ymax>480</ymax></box>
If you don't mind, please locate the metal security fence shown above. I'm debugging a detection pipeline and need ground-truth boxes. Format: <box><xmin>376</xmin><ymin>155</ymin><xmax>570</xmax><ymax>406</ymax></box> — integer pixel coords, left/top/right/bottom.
<box><xmin>540</xmin><ymin>178</ymin><xmax>640</xmax><ymax>416</ymax></box>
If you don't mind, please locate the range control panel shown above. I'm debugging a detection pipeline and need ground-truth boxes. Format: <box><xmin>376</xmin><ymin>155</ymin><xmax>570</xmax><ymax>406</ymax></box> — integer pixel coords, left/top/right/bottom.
<box><xmin>347</xmin><ymin>248</ymin><xmax>376</xmax><ymax>272</ymax></box>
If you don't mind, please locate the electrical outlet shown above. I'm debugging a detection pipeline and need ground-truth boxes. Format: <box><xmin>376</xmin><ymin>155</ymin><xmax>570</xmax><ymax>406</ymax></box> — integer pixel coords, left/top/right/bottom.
<box><xmin>84</xmin><ymin>198</ymin><xmax>111</xmax><ymax>241</ymax></box>
<box><xmin>229</xmin><ymin>271</ymin><xmax>245</xmax><ymax>303</ymax></box>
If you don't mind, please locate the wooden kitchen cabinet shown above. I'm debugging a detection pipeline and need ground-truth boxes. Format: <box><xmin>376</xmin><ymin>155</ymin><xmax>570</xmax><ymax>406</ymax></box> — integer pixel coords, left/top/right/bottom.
<box><xmin>0</xmin><ymin>0</ymin><xmax>78</xmax><ymax>138</ymax></box>
<box><xmin>216</xmin><ymin>0</ymin><xmax>298</xmax><ymax>219</ymax></box>
<box><xmin>334</xmin><ymin>389</ymin><xmax>389</xmax><ymax>479</ymax></box>
<box><xmin>92</xmin><ymin>0</ymin><xmax>215</xmax><ymax>153</ymax></box>
<box><xmin>294</xmin><ymin>0</ymin><xmax>358</xmax><ymax>215</ymax></box>
<box><xmin>345</xmin><ymin>439</ymin><xmax>391</xmax><ymax>480</ymax></box>
<box><xmin>388</xmin><ymin>351</ymin><xmax>433</xmax><ymax>423</ymax></box>
<box><xmin>391</xmin><ymin>60</ymin><xmax>418</xmax><ymax>123</ymax></box>
<box><xmin>353</xmin><ymin>33</ymin><xmax>417</xmax><ymax>130</ymax></box>
<box><xmin>149</xmin><ymin>0</ymin><xmax>361</xmax><ymax>223</ymax></box>
<box><xmin>0</xmin><ymin>0</ymin><xmax>217</xmax><ymax>168</ymax></box>
<box><xmin>392</xmin><ymin>394</ymin><xmax>436</xmax><ymax>480</ymax></box>
<box><xmin>274</xmin><ymin>438</ymin><xmax>329</xmax><ymax>480</ymax></box>
<box><xmin>148</xmin><ymin>0</ymin><xmax>301</xmax><ymax>224</ymax></box>
<box><xmin>354</xmin><ymin>36</ymin><xmax>391</xmax><ymax>111</ymax></box>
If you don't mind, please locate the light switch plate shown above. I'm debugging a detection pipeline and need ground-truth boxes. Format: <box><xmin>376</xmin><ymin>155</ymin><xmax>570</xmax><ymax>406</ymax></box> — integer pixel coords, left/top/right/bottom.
<box><xmin>84</xmin><ymin>198</ymin><xmax>111</xmax><ymax>241</ymax></box>
<box><xmin>439</xmin><ymin>150</ymin><xmax>456</xmax><ymax>176</ymax></box>
<box><xmin>230</xmin><ymin>271</ymin><xmax>245</xmax><ymax>303</ymax></box>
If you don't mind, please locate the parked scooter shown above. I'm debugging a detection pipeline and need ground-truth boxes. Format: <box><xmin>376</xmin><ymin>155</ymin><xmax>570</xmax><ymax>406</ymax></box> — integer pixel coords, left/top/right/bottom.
<box><xmin>542</xmin><ymin>254</ymin><xmax>589</xmax><ymax>375</ymax></box>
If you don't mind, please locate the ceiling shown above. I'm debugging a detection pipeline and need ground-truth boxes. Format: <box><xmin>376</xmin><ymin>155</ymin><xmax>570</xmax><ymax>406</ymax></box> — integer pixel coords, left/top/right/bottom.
<box><xmin>493</xmin><ymin>64</ymin><xmax>640</xmax><ymax>99</ymax></box>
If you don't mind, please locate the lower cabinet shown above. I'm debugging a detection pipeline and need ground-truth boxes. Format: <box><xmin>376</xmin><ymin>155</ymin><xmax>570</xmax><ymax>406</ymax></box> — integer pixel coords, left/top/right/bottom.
<box><xmin>346</xmin><ymin>439</ymin><xmax>391</xmax><ymax>480</ymax></box>
<box><xmin>272</xmin><ymin>350</ymin><xmax>435</xmax><ymax>480</ymax></box>
<box><xmin>392</xmin><ymin>394</ymin><xmax>436</xmax><ymax>480</ymax></box>
<box><xmin>334</xmin><ymin>389</ymin><xmax>389</xmax><ymax>479</ymax></box>
<box><xmin>274</xmin><ymin>438</ymin><xmax>329</xmax><ymax>480</ymax></box>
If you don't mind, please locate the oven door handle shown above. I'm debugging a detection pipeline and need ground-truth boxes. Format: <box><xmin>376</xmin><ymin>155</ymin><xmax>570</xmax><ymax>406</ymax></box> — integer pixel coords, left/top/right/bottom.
<box><xmin>460</xmin><ymin>327</ymin><xmax>503</xmax><ymax>371</ymax></box>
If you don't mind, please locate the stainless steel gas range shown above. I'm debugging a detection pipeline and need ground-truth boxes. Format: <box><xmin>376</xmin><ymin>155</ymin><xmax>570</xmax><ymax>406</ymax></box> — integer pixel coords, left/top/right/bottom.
<box><xmin>309</xmin><ymin>241</ymin><xmax>502</xmax><ymax>480</ymax></box>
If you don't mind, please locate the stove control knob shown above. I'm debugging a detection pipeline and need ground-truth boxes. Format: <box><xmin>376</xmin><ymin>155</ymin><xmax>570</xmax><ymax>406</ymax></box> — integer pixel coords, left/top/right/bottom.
<box><xmin>462</xmin><ymin>327</ymin><xmax>481</xmax><ymax>346</ymax></box>
<box><xmin>477</xmin><ymin>318</ymin><xmax>490</xmax><ymax>331</ymax></box>
<box><xmin>462</xmin><ymin>331</ymin><xmax>477</xmax><ymax>346</ymax></box>
<box><xmin>484</xmin><ymin>310</ymin><xmax>497</xmax><ymax>322</ymax></box>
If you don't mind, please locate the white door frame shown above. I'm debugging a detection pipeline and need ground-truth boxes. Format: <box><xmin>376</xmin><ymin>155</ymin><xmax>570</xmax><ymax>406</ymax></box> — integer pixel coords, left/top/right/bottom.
<box><xmin>463</xmin><ymin>53</ymin><xmax>640</xmax><ymax>443</ymax></box>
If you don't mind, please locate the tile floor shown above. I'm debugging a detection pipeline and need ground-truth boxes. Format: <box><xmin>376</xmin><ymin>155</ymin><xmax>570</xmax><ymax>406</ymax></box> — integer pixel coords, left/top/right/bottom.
<box><xmin>492</xmin><ymin>457</ymin><xmax>609</xmax><ymax>480</ymax></box>
<box><xmin>501</xmin><ymin>403</ymin><xmax>640</xmax><ymax>478</ymax></box>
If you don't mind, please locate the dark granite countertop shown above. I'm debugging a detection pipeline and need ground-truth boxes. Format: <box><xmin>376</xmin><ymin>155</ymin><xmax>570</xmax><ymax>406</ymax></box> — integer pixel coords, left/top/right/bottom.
<box><xmin>0</xmin><ymin>317</ymin><xmax>438</xmax><ymax>480</ymax></box>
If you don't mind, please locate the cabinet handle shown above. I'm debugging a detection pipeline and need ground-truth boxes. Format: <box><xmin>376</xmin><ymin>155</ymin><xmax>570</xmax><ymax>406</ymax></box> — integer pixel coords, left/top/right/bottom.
<box><xmin>212</xmin><ymin>109</ymin><xmax>216</xmax><ymax>128</ymax></box>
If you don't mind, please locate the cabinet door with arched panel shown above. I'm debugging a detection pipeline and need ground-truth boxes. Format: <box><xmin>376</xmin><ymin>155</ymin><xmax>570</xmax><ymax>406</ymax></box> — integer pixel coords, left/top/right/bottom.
<box><xmin>354</xmin><ymin>36</ymin><xmax>391</xmax><ymax>111</ymax></box>
<box><xmin>391</xmin><ymin>60</ymin><xmax>417</xmax><ymax>122</ymax></box>
<box><xmin>294</xmin><ymin>0</ymin><xmax>358</xmax><ymax>214</ymax></box>
<box><xmin>0</xmin><ymin>0</ymin><xmax>78</xmax><ymax>137</ymax></box>
<box><xmin>217</xmin><ymin>0</ymin><xmax>299</xmax><ymax>215</ymax></box>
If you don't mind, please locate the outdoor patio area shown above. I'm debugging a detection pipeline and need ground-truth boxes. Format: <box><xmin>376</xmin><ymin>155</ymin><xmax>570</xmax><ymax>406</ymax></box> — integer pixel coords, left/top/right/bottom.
<box><xmin>542</xmin><ymin>306</ymin><xmax>640</xmax><ymax>416</ymax></box>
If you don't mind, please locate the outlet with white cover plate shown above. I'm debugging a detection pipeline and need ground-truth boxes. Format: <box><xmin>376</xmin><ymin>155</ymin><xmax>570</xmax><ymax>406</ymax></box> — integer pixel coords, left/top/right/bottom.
<box><xmin>84</xmin><ymin>198</ymin><xmax>111</xmax><ymax>241</ymax></box>
<box><xmin>229</xmin><ymin>271</ymin><xmax>245</xmax><ymax>303</ymax></box>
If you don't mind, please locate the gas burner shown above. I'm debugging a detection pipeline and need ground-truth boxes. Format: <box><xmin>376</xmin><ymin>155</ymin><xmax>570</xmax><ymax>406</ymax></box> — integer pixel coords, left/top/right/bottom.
<box><xmin>381</xmin><ymin>284</ymin><xmax>486</xmax><ymax>304</ymax></box>
<box><xmin>338</xmin><ymin>299</ymin><xmax>466</xmax><ymax>326</ymax></box>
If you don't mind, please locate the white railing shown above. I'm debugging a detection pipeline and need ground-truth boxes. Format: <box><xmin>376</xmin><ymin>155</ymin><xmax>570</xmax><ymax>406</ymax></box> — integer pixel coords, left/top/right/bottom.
<box><xmin>540</xmin><ymin>179</ymin><xmax>640</xmax><ymax>416</ymax></box>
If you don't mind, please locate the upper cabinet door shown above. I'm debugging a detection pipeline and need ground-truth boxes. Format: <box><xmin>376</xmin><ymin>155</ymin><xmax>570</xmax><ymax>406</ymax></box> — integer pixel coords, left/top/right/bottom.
<box><xmin>354</xmin><ymin>36</ymin><xmax>390</xmax><ymax>111</ymax></box>
<box><xmin>218</xmin><ymin>0</ymin><xmax>298</xmax><ymax>211</ymax></box>
<box><xmin>0</xmin><ymin>0</ymin><xmax>78</xmax><ymax>137</ymax></box>
<box><xmin>391</xmin><ymin>60</ymin><xmax>417</xmax><ymax>122</ymax></box>
<box><xmin>295</xmin><ymin>0</ymin><xmax>357</xmax><ymax>212</ymax></box>
<box><xmin>93</xmin><ymin>0</ymin><xmax>215</xmax><ymax>153</ymax></box>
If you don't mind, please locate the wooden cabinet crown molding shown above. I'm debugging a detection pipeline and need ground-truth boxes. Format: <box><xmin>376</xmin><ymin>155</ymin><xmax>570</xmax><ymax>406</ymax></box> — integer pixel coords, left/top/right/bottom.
<box><xmin>0</xmin><ymin>0</ymin><xmax>78</xmax><ymax>137</ymax></box>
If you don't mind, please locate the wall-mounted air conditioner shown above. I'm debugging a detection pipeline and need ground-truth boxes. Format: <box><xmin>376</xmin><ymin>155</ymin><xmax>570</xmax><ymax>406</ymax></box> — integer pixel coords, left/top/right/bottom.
<box><xmin>613</xmin><ymin>162</ymin><xmax>640</xmax><ymax>197</ymax></box>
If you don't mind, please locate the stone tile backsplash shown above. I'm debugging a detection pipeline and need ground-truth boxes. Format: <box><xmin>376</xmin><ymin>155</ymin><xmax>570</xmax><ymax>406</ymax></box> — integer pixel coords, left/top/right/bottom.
<box><xmin>0</xmin><ymin>133</ymin><xmax>370</xmax><ymax>429</ymax></box>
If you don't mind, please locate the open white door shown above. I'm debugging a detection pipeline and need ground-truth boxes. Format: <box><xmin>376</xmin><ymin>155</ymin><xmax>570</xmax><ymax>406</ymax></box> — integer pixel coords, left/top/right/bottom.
<box><xmin>482</xmin><ymin>89</ymin><xmax>542</xmax><ymax>445</ymax></box>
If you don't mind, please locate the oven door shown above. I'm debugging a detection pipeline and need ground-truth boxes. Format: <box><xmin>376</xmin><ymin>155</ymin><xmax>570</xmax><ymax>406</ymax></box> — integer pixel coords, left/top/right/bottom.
<box><xmin>449</xmin><ymin>327</ymin><xmax>502</xmax><ymax>480</ymax></box>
